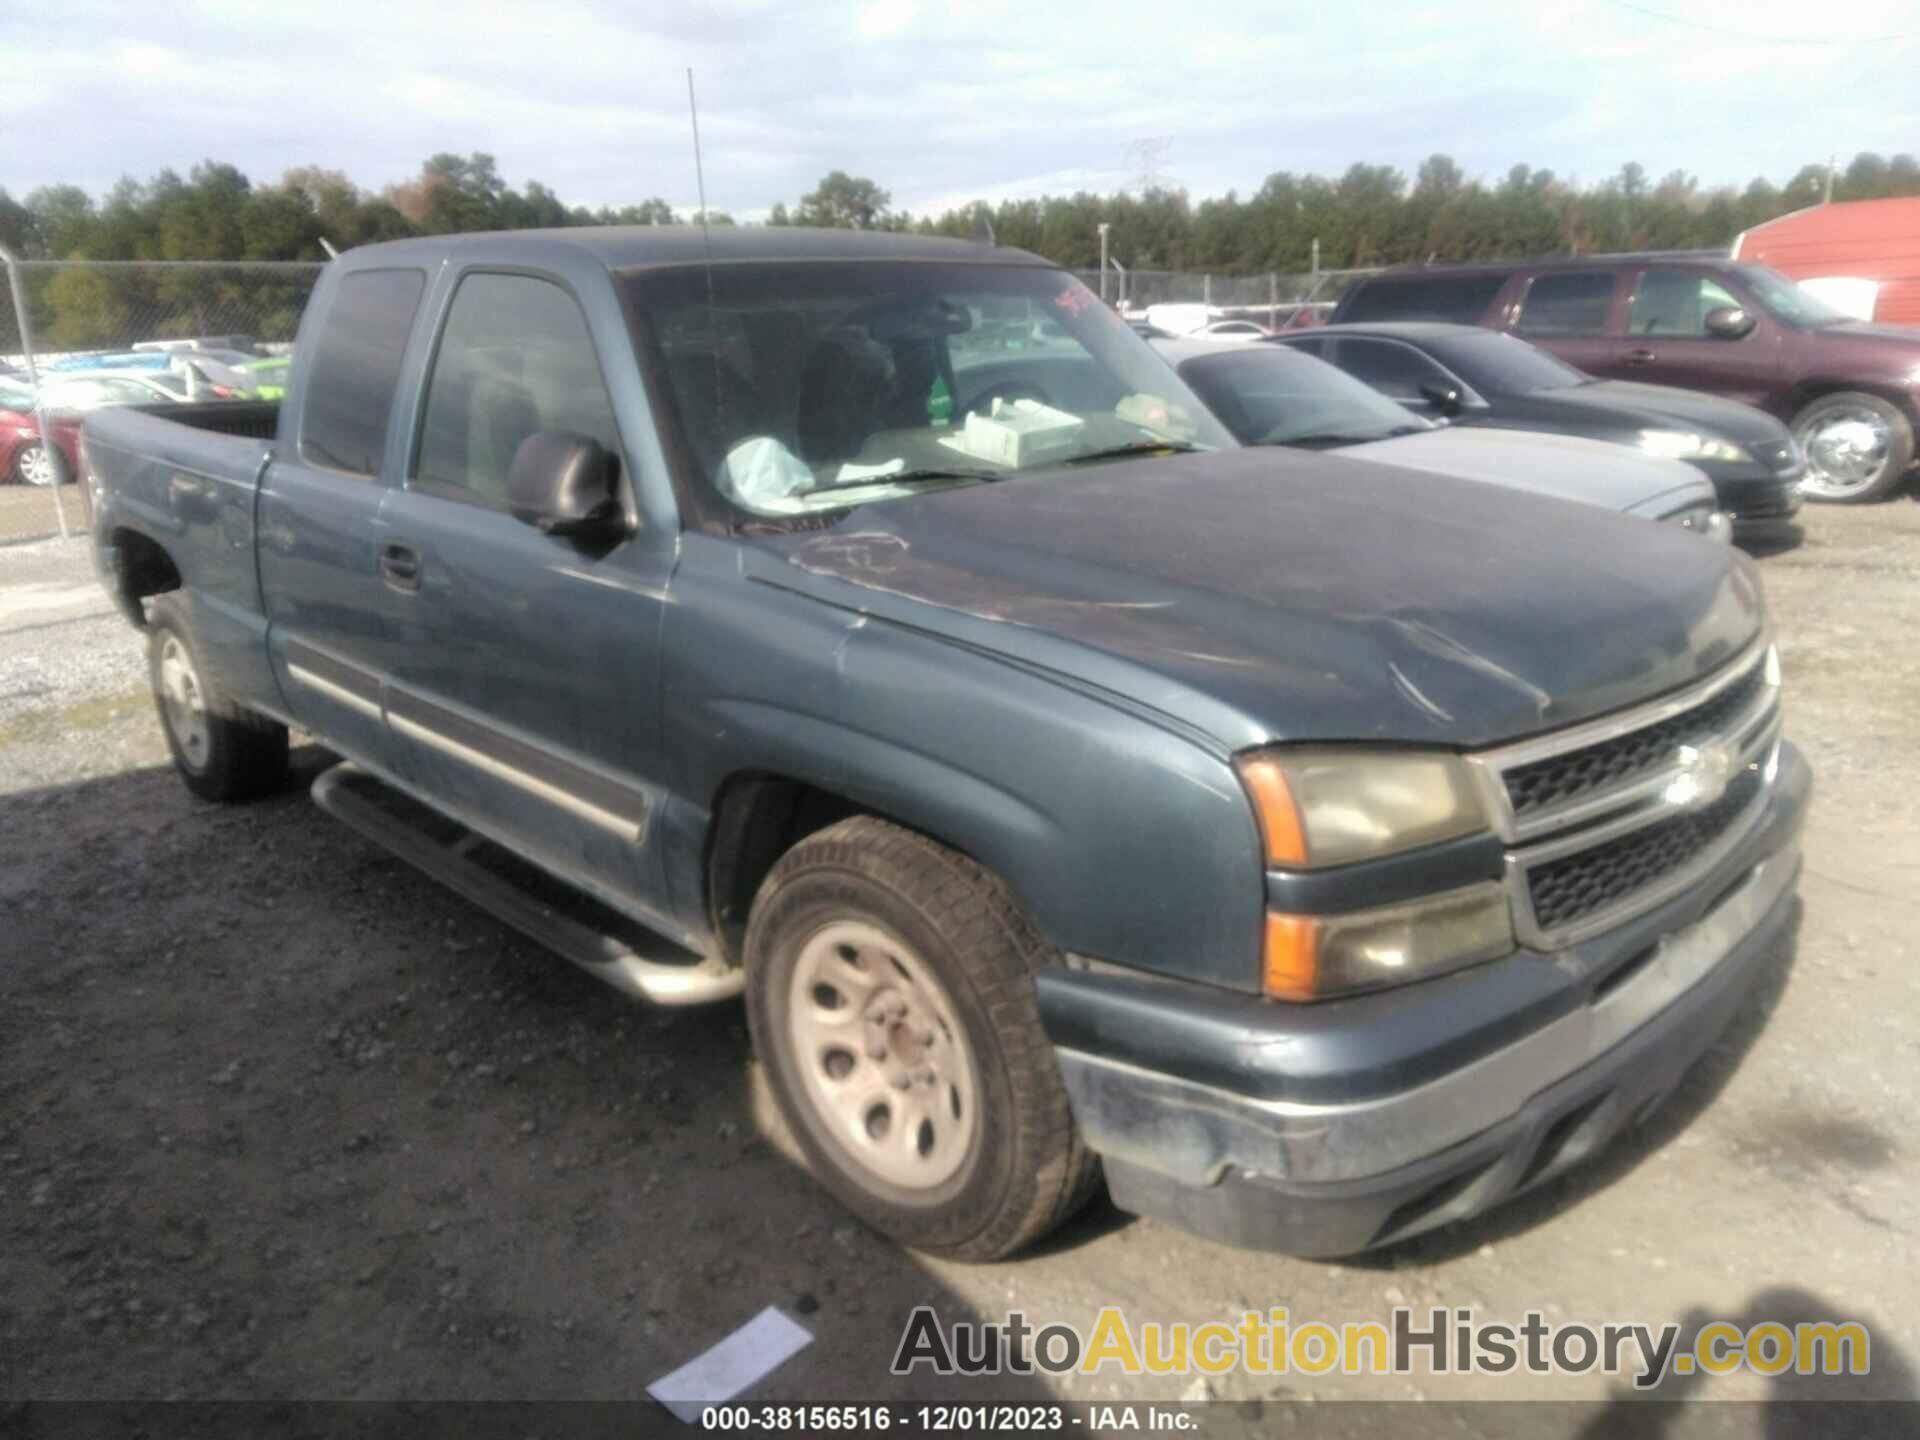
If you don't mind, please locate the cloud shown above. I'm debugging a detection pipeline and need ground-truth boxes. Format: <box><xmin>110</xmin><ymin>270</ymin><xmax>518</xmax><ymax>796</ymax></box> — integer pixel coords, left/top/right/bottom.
<box><xmin>2</xmin><ymin>0</ymin><xmax>1916</xmax><ymax>216</ymax></box>
<box><xmin>854</xmin><ymin>0</ymin><xmax>915</xmax><ymax>41</ymax></box>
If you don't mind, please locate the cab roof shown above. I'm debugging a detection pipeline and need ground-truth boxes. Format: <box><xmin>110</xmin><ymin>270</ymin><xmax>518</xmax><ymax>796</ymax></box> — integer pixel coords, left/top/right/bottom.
<box><xmin>339</xmin><ymin>225</ymin><xmax>1053</xmax><ymax>273</ymax></box>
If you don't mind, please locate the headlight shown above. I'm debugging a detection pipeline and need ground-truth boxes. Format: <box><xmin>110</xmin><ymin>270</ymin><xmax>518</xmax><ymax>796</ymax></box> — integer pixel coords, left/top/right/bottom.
<box><xmin>1237</xmin><ymin>749</ymin><xmax>1515</xmax><ymax>1000</ymax></box>
<box><xmin>1263</xmin><ymin>883</ymin><xmax>1514</xmax><ymax>1001</ymax></box>
<box><xmin>1667</xmin><ymin>509</ymin><xmax>1733</xmax><ymax>544</ymax></box>
<box><xmin>1638</xmin><ymin>429</ymin><xmax>1752</xmax><ymax>465</ymax></box>
<box><xmin>1236</xmin><ymin>749</ymin><xmax>1488</xmax><ymax>868</ymax></box>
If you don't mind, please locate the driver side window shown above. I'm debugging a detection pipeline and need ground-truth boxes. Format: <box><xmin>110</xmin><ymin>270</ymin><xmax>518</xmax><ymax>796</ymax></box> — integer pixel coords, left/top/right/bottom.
<box><xmin>1328</xmin><ymin>338</ymin><xmax>1451</xmax><ymax>399</ymax></box>
<box><xmin>1629</xmin><ymin>270</ymin><xmax>1742</xmax><ymax>337</ymax></box>
<box><xmin>415</xmin><ymin>273</ymin><xmax>624</xmax><ymax>509</ymax></box>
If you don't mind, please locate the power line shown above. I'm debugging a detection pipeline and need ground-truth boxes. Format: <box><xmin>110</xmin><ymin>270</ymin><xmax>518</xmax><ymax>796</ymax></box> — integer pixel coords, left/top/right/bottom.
<box><xmin>1604</xmin><ymin>0</ymin><xmax>1911</xmax><ymax>44</ymax></box>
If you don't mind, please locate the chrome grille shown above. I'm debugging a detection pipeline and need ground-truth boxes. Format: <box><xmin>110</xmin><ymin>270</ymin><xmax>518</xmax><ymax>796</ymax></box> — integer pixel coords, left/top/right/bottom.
<box><xmin>1469</xmin><ymin>637</ymin><xmax>1781</xmax><ymax>949</ymax></box>
<box><xmin>1505</xmin><ymin>663</ymin><xmax>1766</xmax><ymax>822</ymax></box>
<box><xmin>1526</xmin><ymin>769</ymin><xmax>1763</xmax><ymax>933</ymax></box>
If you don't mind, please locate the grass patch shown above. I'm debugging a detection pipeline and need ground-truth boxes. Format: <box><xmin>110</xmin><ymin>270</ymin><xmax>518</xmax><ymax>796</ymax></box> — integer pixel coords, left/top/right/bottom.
<box><xmin>0</xmin><ymin>687</ymin><xmax>151</xmax><ymax>749</ymax></box>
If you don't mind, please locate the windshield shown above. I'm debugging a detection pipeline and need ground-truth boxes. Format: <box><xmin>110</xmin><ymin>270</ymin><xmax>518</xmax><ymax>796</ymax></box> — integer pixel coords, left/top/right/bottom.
<box><xmin>1177</xmin><ymin>346</ymin><xmax>1431</xmax><ymax>446</ymax></box>
<box><xmin>1737</xmin><ymin>264</ymin><xmax>1852</xmax><ymax>327</ymax></box>
<box><xmin>620</xmin><ymin>261</ymin><xmax>1231</xmax><ymax>519</ymax></box>
<box><xmin>1443</xmin><ymin>331</ymin><xmax>1589</xmax><ymax>394</ymax></box>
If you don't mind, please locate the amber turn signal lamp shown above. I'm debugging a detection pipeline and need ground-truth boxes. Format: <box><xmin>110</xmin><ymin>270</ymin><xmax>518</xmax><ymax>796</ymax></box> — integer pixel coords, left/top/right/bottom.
<box><xmin>1236</xmin><ymin>755</ymin><xmax>1310</xmax><ymax>866</ymax></box>
<box><xmin>1262</xmin><ymin>912</ymin><xmax>1321</xmax><ymax>1001</ymax></box>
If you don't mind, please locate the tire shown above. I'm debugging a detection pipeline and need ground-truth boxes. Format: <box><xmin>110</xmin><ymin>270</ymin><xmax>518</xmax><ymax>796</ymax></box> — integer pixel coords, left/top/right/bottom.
<box><xmin>1792</xmin><ymin>391</ymin><xmax>1915</xmax><ymax>503</ymax></box>
<box><xmin>12</xmin><ymin>441</ymin><xmax>62</xmax><ymax>488</ymax></box>
<box><xmin>745</xmin><ymin>816</ymin><xmax>1098</xmax><ymax>1261</ymax></box>
<box><xmin>147</xmin><ymin>593</ymin><xmax>289</xmax><ymax>802</ymax></box>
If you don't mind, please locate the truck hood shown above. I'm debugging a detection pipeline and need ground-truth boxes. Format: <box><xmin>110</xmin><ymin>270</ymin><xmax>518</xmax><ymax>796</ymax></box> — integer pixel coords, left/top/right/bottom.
<box><xmin>747</xmin><ymin>447</ymin><xmax>1765</xmax><ymax>750</ymax></box>
<box><xmin>1528</xmin><ymin>380</ymin><xmax>1792</xmax><ymax>447</ymax></box>
<box><xmin>1333</xmin><ymin>426</ymin><xmax>1714</xmax><ymax>517</ymax></box>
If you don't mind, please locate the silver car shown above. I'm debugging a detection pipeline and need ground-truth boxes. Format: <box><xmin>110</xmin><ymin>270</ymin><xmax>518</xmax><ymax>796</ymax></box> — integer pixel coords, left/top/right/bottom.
<box><xmin>1155</xmin><ymin>337</ymin><xmax>1730</xmax><ymax>541</ymax></box>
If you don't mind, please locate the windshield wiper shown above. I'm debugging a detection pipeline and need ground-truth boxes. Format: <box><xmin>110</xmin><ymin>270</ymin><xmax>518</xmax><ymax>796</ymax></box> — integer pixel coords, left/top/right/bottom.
<box><xmin>1265</xmin><ymin>429</ymin><xmax>1401</xmax><ymax>448</ymax></box>
<box><xmin>1057</xmin><ymin>439</ymin><xmax>1204</xmax><ymax>466</ymax></box>
<box><xmin>805</xmin><ymin>466</ymin><xmax>1002</xmax><ymax>496</ymax></box>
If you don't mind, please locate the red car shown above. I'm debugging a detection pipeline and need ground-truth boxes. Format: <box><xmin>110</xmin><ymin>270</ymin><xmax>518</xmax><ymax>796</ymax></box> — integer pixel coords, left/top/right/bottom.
<box><xmin>0</xmin><ymin>378</ymin><xmax>80</xmax><ymax>487</ymax></box>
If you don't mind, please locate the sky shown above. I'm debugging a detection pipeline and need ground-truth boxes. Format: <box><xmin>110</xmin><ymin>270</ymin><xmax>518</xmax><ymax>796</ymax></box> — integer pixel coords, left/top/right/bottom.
<box><xmin>4</xmin><ymin>0</ymin><xmax>1918</xmax><ymax>222</ymax></box>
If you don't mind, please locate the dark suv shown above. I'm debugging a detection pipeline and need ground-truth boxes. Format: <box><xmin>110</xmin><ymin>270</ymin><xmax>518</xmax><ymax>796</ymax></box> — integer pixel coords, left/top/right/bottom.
<box><xmin>1332</xmin><ymin>254</ymin><xmax>1920</xmax><ymax>502</ymax></box>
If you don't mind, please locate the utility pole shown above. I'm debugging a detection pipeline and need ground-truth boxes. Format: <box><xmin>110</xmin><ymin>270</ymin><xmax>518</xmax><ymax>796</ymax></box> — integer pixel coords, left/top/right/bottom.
<box><xmin>1824</xmin><ymin>152</ymin><xmax>1836</xmax><ymax>204</ymax></box>
<box><xmin>1097</xmin><ymin>223</ymin><xmax>1111</xmax><ymax>304</ymax></box>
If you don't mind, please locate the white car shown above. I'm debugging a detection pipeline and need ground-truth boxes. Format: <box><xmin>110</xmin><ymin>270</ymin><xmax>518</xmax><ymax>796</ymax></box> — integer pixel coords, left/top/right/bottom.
<box><xmin>40</xmin><ymin>372</ymin><xmax>195</xmax><ymax>410</ymax></box>
<box><xmin>1189</xmin><ymin>319</ymin><xmax>1273</xmax><ymax>342</ymax></box>
<box><xmin>1155</xmin><ymin>337</ymin><xmax>1730</xmax><ymax>540</ymax></box>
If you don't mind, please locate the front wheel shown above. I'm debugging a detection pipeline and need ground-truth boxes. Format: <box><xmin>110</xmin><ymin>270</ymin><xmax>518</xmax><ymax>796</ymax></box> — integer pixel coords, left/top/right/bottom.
<box><xmin>745</xmin><ymin>816</ymin><xmax>1098</xmax><ymax>1261</ymax></box>
<box><xmin>1792</xmin><ymin>391</ymin><xmax>1915</xmax><ymax>503</ymax></box>
<box><xmin>148</xmin><ymin>593</ymin><xmax>290</xmax><ymax>802</ymax></box>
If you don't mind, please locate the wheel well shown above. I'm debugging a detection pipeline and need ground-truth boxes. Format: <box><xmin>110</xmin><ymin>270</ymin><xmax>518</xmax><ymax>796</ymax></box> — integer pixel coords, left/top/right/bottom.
<box><xmin>1783</xmin><ymin>381</ymin><xmax>1920</xmax><ymax>431</ymax></box>
<box><xmin>108</xmin><ymin>528</ymin><xmax>182</xmax><ymax>626</ymax></box>
<box><xmin>704</xmin><ymin>775</ymin><xmax>868</xmax><ymax>965</ymax></box>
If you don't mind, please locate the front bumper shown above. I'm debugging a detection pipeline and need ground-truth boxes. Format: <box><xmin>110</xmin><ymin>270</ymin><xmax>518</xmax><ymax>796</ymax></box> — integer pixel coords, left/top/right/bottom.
<box><xmin>1709</xmin><ymin>462</ymin><xmax>1805</xmax><ymax>543</ymax></box>
<box><xmin>1039</xmin><ymin>741</ymin><xmax>1810</xmax><ymax>1257</ymax></box>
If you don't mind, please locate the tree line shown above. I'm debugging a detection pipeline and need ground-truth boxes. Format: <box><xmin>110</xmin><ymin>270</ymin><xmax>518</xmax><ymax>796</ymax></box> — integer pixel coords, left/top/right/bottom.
<box><xmin>5</xmin><ymin>149</ymin><xmax>1920</xmax><ymax>279</ymax></box>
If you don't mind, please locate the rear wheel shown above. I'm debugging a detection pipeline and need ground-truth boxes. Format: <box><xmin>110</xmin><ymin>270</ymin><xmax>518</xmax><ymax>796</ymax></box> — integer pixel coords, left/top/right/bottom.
<box><xmin>12</xmin><ymin>442</ymin><xmax>61</xmax><ymax>488</ymax></box>
<box><xmin>1792</xmin><ymin>391</ymin><xmax>1914</xmax><ymax>503</ymax></box>
<box><xmin>745</xmin><ymin>816</ymin><xmax>1098</xmax><ymax>1261</ymax></box>
<box><xmin>147</xmin><ymin>593</ymin><xmax>289</xmax><ymax>802</ymax></box>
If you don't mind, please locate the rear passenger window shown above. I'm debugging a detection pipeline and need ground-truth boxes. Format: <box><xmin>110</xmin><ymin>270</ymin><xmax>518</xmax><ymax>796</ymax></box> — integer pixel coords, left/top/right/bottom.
<box><xmin>299</xmin><ymin>268</ymin><xmax>427</xmax><ymax>476</ymax></box>
<box><xmin>414</xmin><ymin>273</ymin><xmax>623</xmax><ymax>508</ymax></box>
<box><xmin>1339</xmin><ymin>274</ymin><xmax>1508</xmax><ymax>324</ymax></box>
<box><xmin>1514</xmin><ymin>272</ymin><xmax>1615</xmax><ymax>336</ymax></box>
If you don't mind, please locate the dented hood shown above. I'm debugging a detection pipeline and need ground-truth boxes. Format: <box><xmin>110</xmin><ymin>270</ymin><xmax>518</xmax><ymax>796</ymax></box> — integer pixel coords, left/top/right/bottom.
<box><xmin>749</xmin><ymin>447</ymin><xmax>1766</xmax><ymax>749</ymax></box>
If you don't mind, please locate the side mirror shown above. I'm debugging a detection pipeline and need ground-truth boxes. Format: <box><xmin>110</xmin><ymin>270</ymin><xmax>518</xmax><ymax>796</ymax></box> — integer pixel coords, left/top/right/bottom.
<box><xmin>1417</xmin><ymin>379</ymin><xmax>1464</xmax><ymax>416</ymax></box>
<box><xmin>1703</xmin><ymin>306</ymin><xmax>1756</xmax><ymax>339</ymax></box>
<box><xmin>506</xmin><ymin>432</ymin><xmax>625</xmax><ymax>541</ymax></box>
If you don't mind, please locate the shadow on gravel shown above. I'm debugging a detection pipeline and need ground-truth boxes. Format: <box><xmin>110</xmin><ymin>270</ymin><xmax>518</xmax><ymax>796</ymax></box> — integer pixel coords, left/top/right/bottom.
<box><xmin>1347</xmin><ymin>903</ymin><xmax>1804</xmax><ymax>1270</ymax></box>
<box><xmin>0</xmin><ymin>753</ymin><xmax>1058</xmax><ymax>1406</ymax></box>
<box><xmin>1579</xmin><ymin>1284</ymin><xmax>1917</xmax><ymax>1429</ymax></box>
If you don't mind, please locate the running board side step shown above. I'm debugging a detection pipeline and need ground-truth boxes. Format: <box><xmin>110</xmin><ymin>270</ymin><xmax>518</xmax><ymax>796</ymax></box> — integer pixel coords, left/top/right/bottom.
<box><xmin>312</xmin><ymin>762</ymin><xmax>744</xmax><ymax>1007</ymax></box>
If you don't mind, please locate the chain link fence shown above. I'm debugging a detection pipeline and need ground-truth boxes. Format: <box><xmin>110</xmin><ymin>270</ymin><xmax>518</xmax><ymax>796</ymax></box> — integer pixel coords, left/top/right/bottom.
<box><xmin>1</xmin><ymin>258</ymin><xmax>324</xmax><ymax>544</ymax></box>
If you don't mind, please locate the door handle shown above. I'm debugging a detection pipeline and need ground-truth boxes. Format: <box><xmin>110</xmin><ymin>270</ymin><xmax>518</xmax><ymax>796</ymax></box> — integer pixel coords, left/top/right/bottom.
<box><xmin>1621</xmin><ymin>347</ymin><xmax>1657</xmax><ymax>364</ymax></box>
<box><xmin>379</xmin><ymin>541</ymin><xmax>421</xmax><ymax>592</ymax></box>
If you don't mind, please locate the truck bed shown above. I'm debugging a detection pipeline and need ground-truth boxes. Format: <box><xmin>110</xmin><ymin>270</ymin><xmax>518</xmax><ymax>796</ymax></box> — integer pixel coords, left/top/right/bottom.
<box><xmin>85</xmin><ymin>400</ymin><xmax>284</xmax><ymax>708</ymax></box>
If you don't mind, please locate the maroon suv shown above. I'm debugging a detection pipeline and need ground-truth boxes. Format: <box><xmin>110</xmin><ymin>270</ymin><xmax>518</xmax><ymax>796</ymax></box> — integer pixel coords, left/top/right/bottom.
<box><xmin>1332</xmin><ymin>254</ymin><xmax>1920</xmax><ymax>502</ymax></box>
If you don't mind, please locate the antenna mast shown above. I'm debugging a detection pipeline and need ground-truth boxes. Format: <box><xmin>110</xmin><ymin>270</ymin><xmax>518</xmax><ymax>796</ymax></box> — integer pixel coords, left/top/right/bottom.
<box><xmin>688</xmin><ymin>68</ymin><xmax>712</xmax><ymax>232</ymax></box>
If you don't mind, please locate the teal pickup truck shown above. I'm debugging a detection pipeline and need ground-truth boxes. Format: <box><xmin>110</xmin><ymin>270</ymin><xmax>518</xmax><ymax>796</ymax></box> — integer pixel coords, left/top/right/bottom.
<box><xmin>80</xmin><ymin>227</ymin><xmax>1808</xmax><ymax>1260</ymax></box>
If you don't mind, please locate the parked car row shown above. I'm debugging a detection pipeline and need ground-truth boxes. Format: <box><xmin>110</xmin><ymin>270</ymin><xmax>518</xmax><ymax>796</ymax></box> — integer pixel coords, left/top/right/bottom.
<box><xmin>84</xmin><ymin>227</ymin><xmax>1807</xmax><ymax>1264</ymax></box>
<box><xmin>1268</xmin><ymin>322</ymin><xmax>1806</xmax><ymax>543</ymax></box>
<box><xmin>1152</xmin><ymin>337</ymin><xmax>1732</xmax><ymax>540</ymax></box>
<box><xmin>2</xmin><ymin>342</ymin><xmax>293</xmax><ymax>484</ymax></box>
<box><xmin>1330</xmin><ymin>251</ymin><xmax>1920</xmax><ymax>502</ymax></box>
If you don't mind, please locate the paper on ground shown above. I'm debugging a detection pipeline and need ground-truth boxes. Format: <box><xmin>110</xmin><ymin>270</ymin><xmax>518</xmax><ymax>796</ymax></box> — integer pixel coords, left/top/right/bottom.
<box><xmin>648</xmin><ymin>1305</ymin><xmax>814</xmax><ymax>1422</ymax></box>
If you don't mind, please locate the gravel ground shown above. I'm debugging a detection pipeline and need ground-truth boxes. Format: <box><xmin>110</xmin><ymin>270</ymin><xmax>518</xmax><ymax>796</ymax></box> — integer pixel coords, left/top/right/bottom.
<box><xmin>0</xmin><ymin>484</ymin><xmax>86</xmax><ymax>545</ymax></box>
<box><xmin>3</xmin><ymin>506</ymin><xmax>1918</xmax><ymax>1428</ymax></box>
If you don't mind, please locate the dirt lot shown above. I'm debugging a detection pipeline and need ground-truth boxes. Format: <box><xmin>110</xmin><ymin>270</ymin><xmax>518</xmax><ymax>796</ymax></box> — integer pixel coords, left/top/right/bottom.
<box><xmin>0</xmin><ymin>484</ymin><xmax>84</xmax><ymax>545</ymax></box>
<box><xmin>3</xmin><ymin>502</ymin><xmax>1918</xmax><ymax>1423</ymax></box>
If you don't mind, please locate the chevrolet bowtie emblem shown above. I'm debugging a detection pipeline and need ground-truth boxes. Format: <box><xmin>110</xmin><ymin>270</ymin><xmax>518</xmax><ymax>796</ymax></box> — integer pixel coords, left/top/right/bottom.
<box><xmin>1663</xmin><ymin>741</ymin><xmax>1740</xmax><ymax>812</ymax></box>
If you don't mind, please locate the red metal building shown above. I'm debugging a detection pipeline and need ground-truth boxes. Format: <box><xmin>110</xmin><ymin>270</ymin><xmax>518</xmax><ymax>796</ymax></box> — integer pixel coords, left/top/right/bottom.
<box><xmin>1733</xmin><ymin>197</ymin><xmax>1920</xmax><ymax>326</ymax></box>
